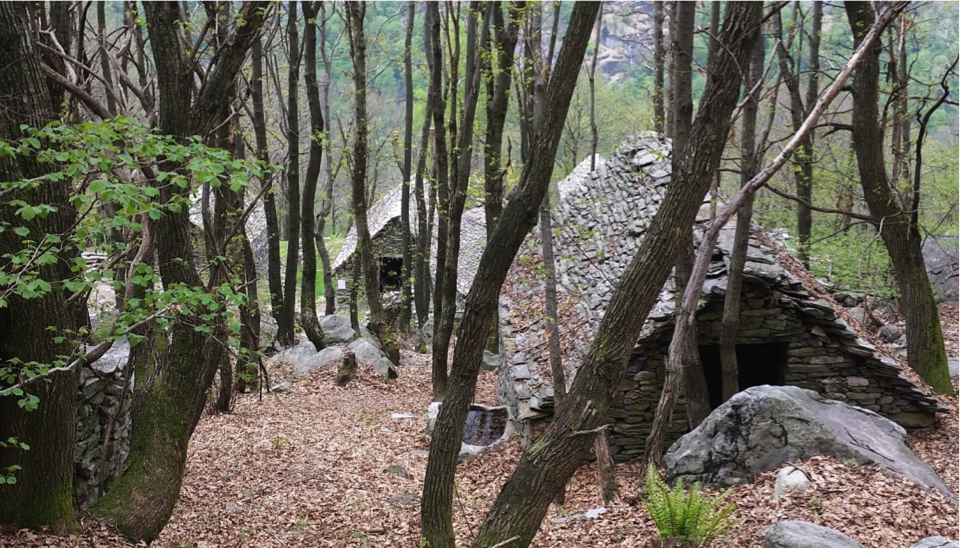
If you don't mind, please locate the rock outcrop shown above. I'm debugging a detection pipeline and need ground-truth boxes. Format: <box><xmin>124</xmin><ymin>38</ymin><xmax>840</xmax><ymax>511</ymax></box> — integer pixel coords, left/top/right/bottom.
<box><xmin>663</xmin><ymin>386</ymin><xmax>954</xmax><ymax>502</ymax></box>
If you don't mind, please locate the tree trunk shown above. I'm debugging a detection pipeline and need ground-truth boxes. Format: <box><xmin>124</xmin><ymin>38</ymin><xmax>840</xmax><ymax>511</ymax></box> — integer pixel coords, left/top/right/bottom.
<box><xmin>668</xmin><ymin>0</ymin><xmax>710</xmax><ymax>430</ymax></box>
<box><xmin>346</xmin><ymin>1</ymin><xmax>400</xmax><ymax>366</ymax></box>
<box><xmin>413</xmin><ymin>2</ymin><xmax>437</xmax><ymax>328</ymax></box>
<box><xmin>0</xmin><ymin>5</ymin><xmax>77</xmax><ymax>533</ymax></box>
<box><xmin>317</xmin><ymin>2</ymin><xmax>336</xmax><ymax>316</ymax></box>
<box><xmin>300</xmin><ymin>0</ymin><xmax>326</xmax><ymax>352</ymax></box>
<box><xmin>399</xmin><ymin>1</ymin><xmax>415</xmax><ymax>333</ymax></box>
<box><xmin>427</xmin><ymin>1</ymin><xmax>451</xmax><ymax>399</ymax></box>
<box><xmin>844</xmin><ymin>1</ymin><xmax>952</xmax><ymax>394</ymax></box>
<box><xmin>280</xmin><ymin>2</ymin><xmax>302</xmax><ymax>348</ymax></box>
<box><xmin>653</xmin><ymin>1</ymin><xmax>665</xmax><ymax>135</ymax></box>
<box><xmin>420</xmin><ymin>4</ymin><xmax>601</xmax><ymax>546</ymax></box>
<box><xmin>471</xmin><ymin>8</ymin><xmax>763</xmax><ymax>545</ymax></box>
<box><xmin>252</xmin><ymin>32</ymin><xmax>285</xmax><ymax>344</ymax></box>
<box><xmin>719</xmin><ymin>30</ymin><xmax>766</xmax><ymax>404</ymax></box>
<box><xmin>772</xmin><ymin>9</ymin><xmax>815</xmax><ymax>269</ymax></box>
<box><xmin>588</xmin><ymin>4</ymin><xmax>602</xmax><ymax>169</ymax></box>
<box><xmin>90</xmin><ymin>3</ymin><xmax>268</xmax><ymax>541</ymax></box>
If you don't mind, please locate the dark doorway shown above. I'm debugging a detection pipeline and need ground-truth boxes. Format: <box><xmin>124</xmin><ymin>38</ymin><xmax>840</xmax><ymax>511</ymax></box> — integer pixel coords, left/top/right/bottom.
<box><xmin>378</xmin><ymin>256</ymin><xmax>403</xmax><ymax>292</ymax></box>
<box><xmin>698</xmin><ymin>342</ymin><xmax>788</xmax><ymax>409</ymax></box>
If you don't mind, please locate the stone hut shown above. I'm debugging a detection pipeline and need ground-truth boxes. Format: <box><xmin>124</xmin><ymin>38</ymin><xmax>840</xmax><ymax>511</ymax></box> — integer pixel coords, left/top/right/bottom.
<box><xmin>498</xmin><ymin>132</ymin><xmax>947</xmax><ymax>463</ymax></box>
<box><xmin>333</xmin><ymin>181</ymin><xmax>487</xmax><ymax>305</ymax></box>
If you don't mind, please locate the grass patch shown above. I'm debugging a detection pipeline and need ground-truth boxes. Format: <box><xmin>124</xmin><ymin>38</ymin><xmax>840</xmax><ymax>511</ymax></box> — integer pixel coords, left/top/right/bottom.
<box><xmin>279</xmin><ymin>237</ymin><xmax>345</xmax><ymax>297</ymax></box>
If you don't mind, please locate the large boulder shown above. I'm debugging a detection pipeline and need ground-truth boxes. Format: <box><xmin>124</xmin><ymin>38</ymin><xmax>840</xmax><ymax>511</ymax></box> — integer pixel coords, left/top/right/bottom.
<box><xmin>320</xmin><ymin>314</ymin><xmax>350</xmax><ymax>332</ymax></box>
<box><xmin>762</xmin><ymin>521</ymin><xmax>862</xmax><ymax>548</ymax></box>
<box><xmin>273</xmin><ymin>341</ymin><xmax>318</xmax><ymax>369</ymax></box>
<box><xmin>912</xmin><ymin>537</ymin><xmax>960</xmax><ymax>548</ymax></box>
<box><xmin>324</xmin><ymin>324</ymin><xmax>357</xmax><ymax>345</ymax></box>
<box><xmin>663</xmin><ymin>386</ymin><xmax>954</xmax><ymax>502</ymax></box>
<box><xmin>293</xmin><ymin>347</ymin><xmax>344</xmax><ymax>377</ymax></box>
<box><xmin>347</xmin><ymin>338</ymin><xmax>396</xmax><ymax>379</ymax></box>
<box><xmin>923</xmin><ymin>234</ymin><xmax>959</xmax><ymax>301</ymax></box>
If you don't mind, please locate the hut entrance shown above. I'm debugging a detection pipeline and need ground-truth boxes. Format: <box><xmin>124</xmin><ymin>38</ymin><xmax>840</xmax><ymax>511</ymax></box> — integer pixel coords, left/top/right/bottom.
<box><xmin>378</xmin><ymin>256</ymin><xmax>403</xmax><ymax>292</ymax></box>
<box><xmin>698</xmin><ymin>342</ymin><xmax>788</xmax><ymax>409</ymax></box>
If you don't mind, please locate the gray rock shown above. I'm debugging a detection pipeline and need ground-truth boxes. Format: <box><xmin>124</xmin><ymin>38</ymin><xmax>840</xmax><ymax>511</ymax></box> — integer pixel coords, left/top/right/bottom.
<box><xmin>87</xmin><ymin>339</ymin><xmax>131</xmax><ymax>375</ymax></box>
<box><xmin>346</xmin><ymin>338</ymin><xmax>396</xmax><ymax>379</ymax></box>
<box><xmin>273</xmin><ymin>341</ymin><xmax>318</xmax><ymax>368</ymax></box>
<box><xmin>481</xmin><ymin>350</ymin><xmax>500</xmax><ymax>372</ymax></box>
<box><xmin>269</xmin><ymin>382</ymin><xmax>293</xmax><ymax>393</ymax></box>
<box><xmin>949</xmin><ymin>357</ymin><xmax>959</xmax><ymax>379</ymax></box>
<box><xmin>847</xmin><ymin>307</ymin><xmax>875</xmax><ymax>328</ymax></box>
<box><xmin>324</xmin><ymin>324</ymin><xmax>357</xmax><ymax>345</ymax></box>
<box><xmin>373</xmin><ymin>356</ymin><xmax>398</xmax><ymax>379</ymax></box>
<box><xmin>385</xmin><ymin>464</ymin><xmax>408</xmax><ymax>479</ymax></box>
<box><xmin>426</xmin><ymin>401</ymin><xmax>441</xmax><ymax>433</ymax></box>
<box><xmin>663</xmin><ymin>386</ymin><xmax>954</xmax><ymax>502</ymax></box>
<box><xmin>772</xmin><ymin>466</ymin><xmax>811</xmax><ymax>500</ymax></box>
<box><xmin>347</xmin><ymin>338</ymin><xmax>385</xmax><ymax>365</ymax></box>
<box><xmin>911</xmin><ymin>536</ymin><xmax>960</xmax><ymax>548</ymax></box>
<box><xmin>763</xmin><ymin>521</ymin><xmax>862</xmax><ymax>548</ymax></box>
<box><xmin>878</xmin><ymin>324</ymin><xmax>902</xmax><ymax>342</ymax></box>
<box><xmin>923</xmin><ymin>234</ymin><xmax>959</xmax><ymax>301</ymax></box>
<box><xmin>320</xmin><ymin>314</ymin><xmax>350</xmax><ymax>332</ymax></box>
<box><xmin>415</xmin><ymin>317</ymin><xmax>434</xmax><ymax>351</ymax></box>
<box><xmin>293</xmin><ymin>347</ymin><xmax>344</xmax><ymax>377</ymax></box>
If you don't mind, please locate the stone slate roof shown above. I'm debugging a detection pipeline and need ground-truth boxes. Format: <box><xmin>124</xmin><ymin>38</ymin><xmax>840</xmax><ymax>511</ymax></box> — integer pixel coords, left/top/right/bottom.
<box><xmin>498</xmin><ymin>131</ymin><xmax>945</xmax><ymax>423</ymax></box>
<box><xmin>334</xmin><ymin>181</ymin><xmax>487</xmax><ymax>297</ymax></box>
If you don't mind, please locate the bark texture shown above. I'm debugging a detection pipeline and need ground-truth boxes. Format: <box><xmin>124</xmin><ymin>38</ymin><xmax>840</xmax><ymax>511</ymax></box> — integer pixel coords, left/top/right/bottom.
<box><xmin>0</xmin><ymin>5</ymin><xmax>78</xmax><ymax>533</ymax></box>
<box><xmin>469</xmin><ymin>6</ymin><xmax>763</xmax><ymax>546</ymax></box>
<box><xmin>844</xmin><ymin>1</ymin><xmax>951</xmax><ymax>394</ymax></box>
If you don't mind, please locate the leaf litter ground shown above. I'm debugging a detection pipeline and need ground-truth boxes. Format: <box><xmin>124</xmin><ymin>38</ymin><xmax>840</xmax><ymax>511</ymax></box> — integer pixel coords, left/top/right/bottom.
<box><xmin>2</xmin><ymin>311</ymin><xmax>958</xmax><ymax>548</ymax></box>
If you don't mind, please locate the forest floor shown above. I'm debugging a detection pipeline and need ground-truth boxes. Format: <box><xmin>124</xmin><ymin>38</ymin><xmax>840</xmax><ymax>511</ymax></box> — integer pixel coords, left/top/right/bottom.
<box><xmin>1</xmin><ymin>307</ymin><xmax>958</xmax><ymax>548</ymax></box>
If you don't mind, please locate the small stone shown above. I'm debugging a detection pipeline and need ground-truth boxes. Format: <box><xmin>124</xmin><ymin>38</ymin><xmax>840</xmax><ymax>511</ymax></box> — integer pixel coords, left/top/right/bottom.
<box><xmin>772</xmin><ymin>466</ymin><xmax>812</xmax><ymax>500</ymax></box>
<box><xmin>878</xmin><ymin>325</ymin><xmax>902</xmax><ymax>343</ymax></box>
<box><xmin>911</xmin><ymin>537</ymin><xmax>959</xmax><ymax>548</ymax></box>
<box><xmin>846</xmin><ymin>376</ymin><xmax>870</xmax><ymax>387</ymax></box>
<box><xmin>269</xmin><ymin>382</ymin><xmax>293</xmax><ymax>393</ymax></box>
<box><xmin>763</xmin><ymin>521</ymin><xmax>862</xmax><ymax>548</ymax></box>
<box><xmin>385</xmin><ymin>464</ymin><xmax>408</xmax><ymax>479</ymax></box>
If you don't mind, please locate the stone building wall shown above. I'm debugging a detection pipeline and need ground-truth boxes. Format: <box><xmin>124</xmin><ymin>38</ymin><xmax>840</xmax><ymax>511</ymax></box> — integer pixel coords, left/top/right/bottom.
<box><xmin>497</xmin><ymin>132</ymin><xmax>946</xmax><ymax>463</ymax></box>
<box><xmin>74</xmin><ymin>340</ymin><xmax>133</xmax><ymax>508</ymax></box>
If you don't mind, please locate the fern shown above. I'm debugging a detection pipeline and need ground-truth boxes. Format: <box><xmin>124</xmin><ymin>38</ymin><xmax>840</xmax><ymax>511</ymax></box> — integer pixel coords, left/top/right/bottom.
<box><xmin>640</xmin><ymin>464</ymin><xmax>739</xmax><ymax>547</ymax></box>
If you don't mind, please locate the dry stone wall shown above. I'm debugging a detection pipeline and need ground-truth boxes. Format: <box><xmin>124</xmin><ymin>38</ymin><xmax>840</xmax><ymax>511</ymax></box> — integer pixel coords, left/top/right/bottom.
<box><xmin>74</xmin><ymin>340</ymin><xmax>133</xmax><ymax>508</ymax></box>
<box><xmin>497</xmin><ymin>132</ymin><xmax>946</xmax><ymax>463</ymax></box>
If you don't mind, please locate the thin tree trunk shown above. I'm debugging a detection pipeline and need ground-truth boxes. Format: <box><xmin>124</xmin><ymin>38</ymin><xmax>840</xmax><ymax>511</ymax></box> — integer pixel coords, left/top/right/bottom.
<box><xmin>414</xmin><ymin>2</ymin><xmax>437</xmax><ymax>328</ymax></box>
<box><xmin>280</xmin><ymin>1</ymin><xmax>302</xmax><ymax>348</ymax></box>
<box><xmin>844</xmin><ymin>1</ymin><xmax>951</xmax><ymax>394</ymax></box>
<box><xmin>472</xmin><ymin>7</ymin><xmax>763</xmax><ymax>546</ymax></box>
<box><xmin>300</xmin><ymin>0</ymin><xmax>326</xmax><ymax>351</ymax></box>
<box><xmin>346</xmin><ymin>1</ymin><xmax>400</xmax><ymax>365</ymax></box>
<box><xmin>653</xmin><ymin>1</ymin><xmax>665</xmax><ymax>134</ymax></box>
<box><xmin>719</xmin><ymin>29</ymin><xmax>766</xmax><ymax>404</ymax></box>
<box><xmin>317</xmin><ymin>3</ymin><xmax>336</xmax><ymax>316</ymax></box>
<box><xmin>588</xmin><ymin>4</ymin><xmax>602</xmax><ymax>169</ymax></box>
<box><xmin>669</xmin><ymin>0</ymin><xmax>710</xmax><ymax>430</ymax></box>
<box><xmin>428</xmin><ymin>1</ymin><xmax>451</xmax><ymax>399</ymax></box>
<box><xmin>252</xmin><ymin>31</ymin><xmax>285</xmax><ymax>344</ymax></box>
<box><xmin>399</xmin><ymin>1</ymin><xmax>415</xmax><ymax>333</ymax></box>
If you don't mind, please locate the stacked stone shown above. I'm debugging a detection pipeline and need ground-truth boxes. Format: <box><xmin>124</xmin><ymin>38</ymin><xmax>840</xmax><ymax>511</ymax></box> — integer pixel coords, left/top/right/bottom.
<box><xmin>498</xmin><ymin>132</ymin><xmax>947</xmax><ymax>464</ymax></box>
<box><xmin>74</xmin><ymin>341</ymin><xmax>133</xmax><ymax>508</ymax></box>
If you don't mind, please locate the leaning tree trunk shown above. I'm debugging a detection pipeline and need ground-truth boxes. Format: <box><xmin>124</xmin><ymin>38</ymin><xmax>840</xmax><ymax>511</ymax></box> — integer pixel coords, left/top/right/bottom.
<box><xmin>844</xmin><ymin>1</ymin><xmax>952</xmax><ymax>394</ymax></box>
<box><xmin>472</xmin><ymin>7</ymin><xmax>763</xmax><ymax>546</ymax></box>
<box><xmin>420</xmin><ymin>4</ymin><xmax>602</xmax><ymax>546</ymax></box>
<box><xmin>0</xmin><ymin>4</ymin><xmax>77</xmax><ymax>533</ymax></box>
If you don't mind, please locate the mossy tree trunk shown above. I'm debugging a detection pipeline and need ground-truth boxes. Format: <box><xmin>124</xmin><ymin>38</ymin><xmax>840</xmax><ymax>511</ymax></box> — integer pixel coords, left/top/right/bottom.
<box><xmin>472</xmin><ymin>5</ymin><xmax>763</xmax><ymax>546</ymax></box>
<box><xmin>0</xmin><ymin>3</ymin><xmax>78</xmax><ymax>533</ymax></box>
<box><xmin>844</xmin><ymin>1</ymin><xmax>952</xmax><ymax>395</ymax></box>
<box><xmin>89</xmin><ymin>2</ymin><xmax>268</xmax><ymax>541</ymax></box>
